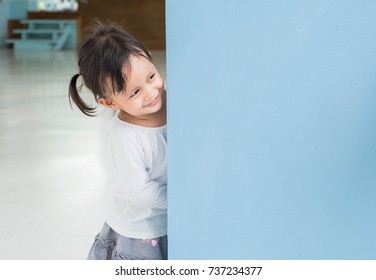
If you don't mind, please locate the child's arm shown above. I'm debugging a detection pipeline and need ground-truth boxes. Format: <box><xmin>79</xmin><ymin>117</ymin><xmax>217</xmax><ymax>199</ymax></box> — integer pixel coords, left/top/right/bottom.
<box><xmin>111</xmin><ymin>133</ymin><xmax>167</xmax><ymax>210</ymax></box>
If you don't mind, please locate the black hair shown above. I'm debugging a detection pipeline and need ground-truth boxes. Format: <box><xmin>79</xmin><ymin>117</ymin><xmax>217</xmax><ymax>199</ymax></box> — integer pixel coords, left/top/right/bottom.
<box><xmin>68</xmin><ymin>20</ymin><xmax>152</xmax><ymax>116</ymax></box>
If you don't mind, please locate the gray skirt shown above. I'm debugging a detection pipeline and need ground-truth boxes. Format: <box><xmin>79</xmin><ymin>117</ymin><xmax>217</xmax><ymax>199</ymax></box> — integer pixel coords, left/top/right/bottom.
<box><xmin>87</xmin><ymin>223</ymin><xmax>168</xmax><ymax>260</ymax></box>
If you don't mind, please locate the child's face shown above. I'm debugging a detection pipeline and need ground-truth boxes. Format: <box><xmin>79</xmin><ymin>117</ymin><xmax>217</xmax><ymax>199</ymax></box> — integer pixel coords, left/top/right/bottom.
<box><xmin>101</xmin><ymin>55</ymin><xmax>164</xmax><ymax>123</ymax></box>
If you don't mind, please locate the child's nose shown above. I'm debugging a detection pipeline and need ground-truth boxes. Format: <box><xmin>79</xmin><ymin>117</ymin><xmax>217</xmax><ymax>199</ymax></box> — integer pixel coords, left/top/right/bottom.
<box><xmin>144</xmin><ymin>86</ymin><xmax>157</xmax><ymax>100</ymax></box>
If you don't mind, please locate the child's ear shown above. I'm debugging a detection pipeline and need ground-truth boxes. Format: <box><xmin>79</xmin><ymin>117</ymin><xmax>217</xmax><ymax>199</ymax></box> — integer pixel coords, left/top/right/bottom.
<box><xmin>98</xmin><ymin>98</ymin><xmax>118</xmax><ymax>109</ymax></box>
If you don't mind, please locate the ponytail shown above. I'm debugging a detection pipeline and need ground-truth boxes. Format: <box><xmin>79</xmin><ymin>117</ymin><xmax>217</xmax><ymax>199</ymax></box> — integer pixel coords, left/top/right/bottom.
<box><xmin>68</xmin><ymin>73</ymin><xmax>97</xmax><ymax>117</ymax></box>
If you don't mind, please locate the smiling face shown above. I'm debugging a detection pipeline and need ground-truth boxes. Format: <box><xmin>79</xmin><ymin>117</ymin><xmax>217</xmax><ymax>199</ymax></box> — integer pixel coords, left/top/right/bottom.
<box><xmin>99</xmin><ymin>54</ymin><xmax>165</xmax><ymax>127</ymax></box>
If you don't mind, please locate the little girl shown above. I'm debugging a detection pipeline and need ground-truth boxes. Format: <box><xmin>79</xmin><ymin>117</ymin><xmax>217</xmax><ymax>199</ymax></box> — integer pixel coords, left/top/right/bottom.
<box><xmin>68</xmin><ymin>21</ymin><xmax>167</xmax><ymax>260</ymax></box>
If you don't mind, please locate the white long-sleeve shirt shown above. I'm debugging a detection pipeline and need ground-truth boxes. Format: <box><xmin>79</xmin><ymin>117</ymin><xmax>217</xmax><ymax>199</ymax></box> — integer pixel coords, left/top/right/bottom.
<box><xmin>104</xmin><ymin>115</ymin><xmax>167</xmax><ymax>239</ymax></box>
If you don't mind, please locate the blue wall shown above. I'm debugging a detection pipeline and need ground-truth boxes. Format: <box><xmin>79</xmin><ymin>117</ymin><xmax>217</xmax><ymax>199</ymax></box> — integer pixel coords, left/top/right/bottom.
<box><xmin>166</xmin><ymin>0</ymin><xmax>376</xmax><ymax>259</ymax></box>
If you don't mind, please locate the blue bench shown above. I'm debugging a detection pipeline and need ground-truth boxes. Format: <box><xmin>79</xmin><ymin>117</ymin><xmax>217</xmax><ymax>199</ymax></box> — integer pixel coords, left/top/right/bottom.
<box><xmin>6</xmin><ymin>19</ymin><xmax>77</xmax><ymax>51</ymax></box>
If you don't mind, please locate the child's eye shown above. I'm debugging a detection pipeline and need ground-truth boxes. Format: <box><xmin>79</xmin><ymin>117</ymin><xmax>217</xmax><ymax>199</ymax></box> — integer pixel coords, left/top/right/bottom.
<box><xmin>130</xmin><ymin>89</ymin><xmax>140</xmax><ymax>98</ymax></box>
<box><xmin>149</xmin><ymin>74</ymin><xmax>155</xmax><ymax>80</ymax></box>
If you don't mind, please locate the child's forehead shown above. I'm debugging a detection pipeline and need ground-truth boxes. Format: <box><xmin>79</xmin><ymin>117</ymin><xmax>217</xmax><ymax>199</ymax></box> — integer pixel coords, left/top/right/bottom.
<box><xmin>123</xmin><ymin>55</ymin><xmax>155</xmax><ymax>76</ymax></box>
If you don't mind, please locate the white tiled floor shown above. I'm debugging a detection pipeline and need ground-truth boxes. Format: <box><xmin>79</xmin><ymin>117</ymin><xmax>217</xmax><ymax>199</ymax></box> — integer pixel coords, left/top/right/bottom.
<box><xmin>0</xmin><ymin>48</ymin><xmax>166</xmax><ymax>259</ymax></box>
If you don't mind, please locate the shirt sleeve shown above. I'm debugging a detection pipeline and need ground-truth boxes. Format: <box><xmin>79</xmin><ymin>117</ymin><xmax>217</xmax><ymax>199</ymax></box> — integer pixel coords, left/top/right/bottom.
<box><xmin>110</xmin><ymin>129</ymin><xmax>167</xmax><ymax>210</ymax></box>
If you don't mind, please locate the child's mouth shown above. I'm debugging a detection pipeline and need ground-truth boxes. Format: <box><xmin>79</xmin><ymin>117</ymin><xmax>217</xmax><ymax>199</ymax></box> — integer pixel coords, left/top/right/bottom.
<box><xmin>146</xmin><ymin>95</ymin><xmax>160</xmax><ymax>107</ymax></box>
